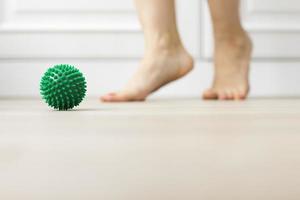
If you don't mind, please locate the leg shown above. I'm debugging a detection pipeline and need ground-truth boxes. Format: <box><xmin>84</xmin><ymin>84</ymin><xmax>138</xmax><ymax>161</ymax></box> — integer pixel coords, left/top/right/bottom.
<box><xmin>101</xmin><ymin>0</ymin><xmax>194</xmax><ymax>102</ymax></box>
<box><xmin>203</xmin><ymin>0</ymin><xmax>252</xmax><ymax>100</ymax></box>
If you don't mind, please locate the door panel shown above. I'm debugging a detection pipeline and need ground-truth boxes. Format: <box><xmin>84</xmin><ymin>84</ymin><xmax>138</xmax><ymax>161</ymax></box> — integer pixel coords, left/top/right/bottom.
<box><xmin>0</xmin><ymin>0</ymin><xmax>300</xmax><ymax>97</ymax></box>
<box><xmin>0</xmin><ymin>0</ymin><xmax>200</xmax><ymax>59</ymax></box>
<box><xmin>202</xmin><ymin>0</ymin><xmax>300</xmax><ymax>59</ymax></box>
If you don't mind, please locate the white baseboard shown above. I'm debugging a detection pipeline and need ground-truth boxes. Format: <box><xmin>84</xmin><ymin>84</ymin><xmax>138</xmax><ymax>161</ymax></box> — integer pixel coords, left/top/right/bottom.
<box><xmin>1</xmin><ymin>59</ymin><xmax>300</xmax><ymax>98</ymax></box>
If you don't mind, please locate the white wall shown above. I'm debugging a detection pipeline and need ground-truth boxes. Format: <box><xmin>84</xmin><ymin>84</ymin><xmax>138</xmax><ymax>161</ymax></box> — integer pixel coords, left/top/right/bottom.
<box><xmin>0</xmin><ymin>0</ymin><xmax>300</xmax><ymax>97</ymax></box>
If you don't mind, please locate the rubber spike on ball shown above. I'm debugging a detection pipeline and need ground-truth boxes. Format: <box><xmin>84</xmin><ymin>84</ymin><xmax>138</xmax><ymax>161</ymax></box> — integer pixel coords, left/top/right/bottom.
<box><xmin>40</xmin><ymin>64</ymin><xmax>87</xmax><ymax>110</ymax></box>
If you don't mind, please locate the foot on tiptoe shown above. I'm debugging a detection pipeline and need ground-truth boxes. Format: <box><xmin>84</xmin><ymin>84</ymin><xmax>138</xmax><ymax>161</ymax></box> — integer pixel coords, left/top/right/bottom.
<box><xmin>101</xmin><ymin>46</ymin><xmax>194</xmax><ymax>102</ymax></box>
<box><xmin>203</xmin><ymin>31</ymin><xmax>252</xmax><ymax>100</ymax></box>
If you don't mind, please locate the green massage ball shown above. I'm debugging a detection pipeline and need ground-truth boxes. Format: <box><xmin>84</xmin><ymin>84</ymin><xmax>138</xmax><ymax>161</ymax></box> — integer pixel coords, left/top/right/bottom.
<box><xmin>40</xmin><ymin>64</ymin><xmax>87</xmax><ymax>110</ymax></box>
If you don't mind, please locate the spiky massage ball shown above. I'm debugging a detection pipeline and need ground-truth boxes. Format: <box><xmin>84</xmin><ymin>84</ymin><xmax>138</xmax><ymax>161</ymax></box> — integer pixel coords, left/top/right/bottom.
<box><xmin>40</xmin><ymin>64</ymin><xmax>87</xmax><ymax>110</ymax></box>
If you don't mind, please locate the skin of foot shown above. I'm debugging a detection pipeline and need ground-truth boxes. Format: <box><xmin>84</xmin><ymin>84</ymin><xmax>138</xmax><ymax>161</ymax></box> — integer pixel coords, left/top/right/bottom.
<box><xmin>203</xmin><ymin>31</ymin><xmax>252</xmax><ymax>100</ymax></box>
<box><xmin>101</xmin><ymin>46</ymin><xmax>194</xmax><ymax>102</ymax></box>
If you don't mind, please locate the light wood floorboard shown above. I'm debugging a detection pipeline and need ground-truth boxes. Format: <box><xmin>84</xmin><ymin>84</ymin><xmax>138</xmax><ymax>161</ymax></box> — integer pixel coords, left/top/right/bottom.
<box><xmin>0</xmin><ymin>98</ymin><xmax>300</xmax><ymax>200</ymax></box>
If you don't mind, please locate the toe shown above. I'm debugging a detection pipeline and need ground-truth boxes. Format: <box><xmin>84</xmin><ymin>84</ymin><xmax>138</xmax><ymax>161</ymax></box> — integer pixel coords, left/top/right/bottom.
<box><xmin>101</xmin><ymin>92</ymin><xmax>145</xmax><ymax>102</ymax></box>
<box><xmin>230</xmin><ymin>88</ymin><xmax>247</xmax><ymax>101</ymax></box>
<box><xmin>225</xmin><ymin>90</ymin><xmax>234</xmax><ymax>100</ymax></box>
<box><xmin>238</xmin><ymin>88</ymin><xmax>248</xmax><ymax>100</ymax></box>
<box><xmin>100</xmin><ymin>93</ymin><xmax>117</xmax><ymax>102</ymax></box>
<box><xmin>239</xmin><ymin>93</ymin><xmax>247</xmax><ymax>100</ymax></box>
<box><xmin>218</xmin><ymin>91</ymin><xmax>228</xmax><ymax>100</ymax></box>
<box><xmin>203</xmin><ymin>89</ymin><xmax>218</xmax><ymax>100</ymax></box>
<box><xmin>101</xmin><ymin>93</ymin><xmax>126</xmax><ymax>102</ymax></box>
<box><xmin>233</xmin><ymin>89</ymin><xmax>242</xmax><ymax>100</ymax></box>
<box><xmin>101</xmin><ymin>92</ymin><xmax>127</xmax><ymax>102</ymax></box>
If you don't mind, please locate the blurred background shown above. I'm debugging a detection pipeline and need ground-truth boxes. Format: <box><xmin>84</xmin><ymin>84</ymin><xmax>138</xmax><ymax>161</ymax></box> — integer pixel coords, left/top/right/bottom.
<box><xmin>0</xmin><ymin>0</ymin><xmax>300</xmax><ymax>98</ymax></box>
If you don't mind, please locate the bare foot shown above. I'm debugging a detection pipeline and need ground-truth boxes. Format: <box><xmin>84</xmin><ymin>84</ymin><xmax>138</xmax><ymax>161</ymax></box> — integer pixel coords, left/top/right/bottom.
<box><xmin>101</xmin><ymin>47</ymin><xmax>194</xmax><ymax>102</ymax></box>
<box><xmin>203</xmin><ymin>31</ymin><xmax>252</xmax><ymax>100</ymax></box>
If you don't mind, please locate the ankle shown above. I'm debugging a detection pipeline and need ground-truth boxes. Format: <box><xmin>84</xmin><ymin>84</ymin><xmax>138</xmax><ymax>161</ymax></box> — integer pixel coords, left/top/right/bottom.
<box><xmin>214</xmin><ymin>25</ymin><xmax>246</xmax><ymax>40</ymax></box>
<box><xmin>145</xmin><ymin>31</ymin><xmax>183</xmax><ymax>54</ymax></box>
<box><xmin>215</xmin><ymin>30</ymin><xmax>251</xmax><ymax>49</ymax></box>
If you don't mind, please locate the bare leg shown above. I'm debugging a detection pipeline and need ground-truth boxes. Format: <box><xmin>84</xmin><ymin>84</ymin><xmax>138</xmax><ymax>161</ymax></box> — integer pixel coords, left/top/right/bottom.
<box><xmin>101</xmin><ymin>0</ymin><xmax>194</xmax><ymax>102</ymax></box>
<box><xmin>203</xmin><ymin>0</ymin><xmax>252</xmax><ymax>100</ymax></box>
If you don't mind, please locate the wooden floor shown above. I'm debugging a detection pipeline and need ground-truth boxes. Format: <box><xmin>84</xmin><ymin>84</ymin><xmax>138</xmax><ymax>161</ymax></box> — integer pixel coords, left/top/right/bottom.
<box><xmin>1</xmin><ymin>98</ymin><xmax>300</xmax><ymax>200</ymax></box>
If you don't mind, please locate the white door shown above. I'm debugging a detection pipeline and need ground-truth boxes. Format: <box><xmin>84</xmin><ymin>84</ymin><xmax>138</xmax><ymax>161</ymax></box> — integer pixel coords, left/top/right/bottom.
<box><xmin>0</xmin><ymin>0</ymin><xmax>299</xmax><ymax>97</ymax></box>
